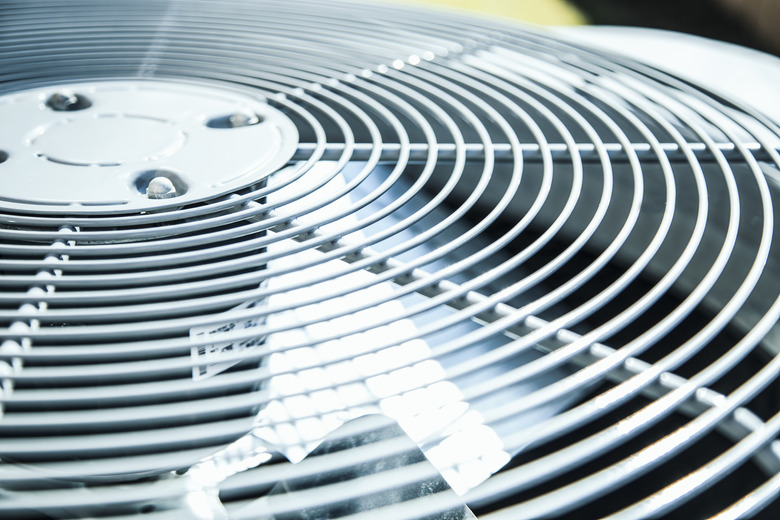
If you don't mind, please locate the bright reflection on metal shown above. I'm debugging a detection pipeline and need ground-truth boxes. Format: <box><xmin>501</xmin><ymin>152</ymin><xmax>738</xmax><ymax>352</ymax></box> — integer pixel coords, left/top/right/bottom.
<box><xmin>254</xmin><ymin>166</ymin><xmax>510</xmax><ymax>494</ymax></box>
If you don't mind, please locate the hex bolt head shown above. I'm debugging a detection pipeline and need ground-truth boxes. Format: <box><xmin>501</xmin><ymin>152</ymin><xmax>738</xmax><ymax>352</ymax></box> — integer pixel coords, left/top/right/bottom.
<box><xmin>146</xmin><ymin>176</ymin><xmax>177</xmax><ymax>199</ymax></box>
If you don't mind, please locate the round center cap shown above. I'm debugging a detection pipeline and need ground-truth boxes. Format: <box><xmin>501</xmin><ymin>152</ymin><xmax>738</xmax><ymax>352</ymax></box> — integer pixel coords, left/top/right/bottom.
<box><xmin>0</xmin><ymin>80</ymin><xmax>299</xmax><ymax>214</ymax></box>
<box><xmin>32</xmin><ymin>115</ymin><xmax>185</xmax><ymax>166</ymax></box>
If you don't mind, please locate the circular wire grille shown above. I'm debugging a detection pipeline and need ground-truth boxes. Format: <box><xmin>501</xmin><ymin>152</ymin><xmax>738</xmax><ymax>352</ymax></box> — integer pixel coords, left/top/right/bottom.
<box><xmin>2</xmin><ymin>1</ymin><xmax>780</xmax><ymax>518</ymax></box>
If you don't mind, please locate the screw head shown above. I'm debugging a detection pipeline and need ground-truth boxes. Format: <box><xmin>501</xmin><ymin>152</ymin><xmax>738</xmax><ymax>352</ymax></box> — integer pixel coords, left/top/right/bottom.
<box><xmin>205</xmin><ymin>110</ymin><xmax>262</xmax><ymax>129</ymax></box>
<box><xmin>146</xmin><ymin>176</ymin><xmax>177</xmax><ymax>199</ymax></box>
<box><xmin>46</xmin><ymin>91</ymin><xmax>91</xmax><ymax>111</ymax></box>
<box><xmin>228</xmin><ymin>111</ymin><xmax>261</xmax><ymax>128</ymax></box>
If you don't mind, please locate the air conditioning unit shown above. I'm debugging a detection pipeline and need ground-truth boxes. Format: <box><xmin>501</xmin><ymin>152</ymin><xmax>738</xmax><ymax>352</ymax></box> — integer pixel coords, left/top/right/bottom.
<box><xmin>1</xmin><ymin>1</ymin><xmax>780</xmax><ymax>518</ymax></box>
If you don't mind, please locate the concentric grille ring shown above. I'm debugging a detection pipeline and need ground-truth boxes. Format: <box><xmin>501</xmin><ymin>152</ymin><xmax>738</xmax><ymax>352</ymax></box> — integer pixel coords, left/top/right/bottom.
<box><xmin>2</xmin><ymin>1</ymin><xmax>780</xmax><ymax>518</ymax></box>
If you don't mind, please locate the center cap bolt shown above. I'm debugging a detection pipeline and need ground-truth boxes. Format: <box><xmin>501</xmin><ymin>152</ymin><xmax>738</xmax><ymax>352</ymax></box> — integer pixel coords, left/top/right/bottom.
<box><xmin>146</xmin><ymin>176</ymin><xmax>177</xmax><ymax>199</ymax></box>
<box><xmin>46</xmin><ymin>91</ymin><xmax>91</xmax><ymax>111</ymax></box>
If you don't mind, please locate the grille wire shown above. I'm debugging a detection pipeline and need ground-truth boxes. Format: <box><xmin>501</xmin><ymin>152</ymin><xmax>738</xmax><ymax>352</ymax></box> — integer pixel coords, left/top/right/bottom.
<box><xmin>2</xmin><ymin>0</ymin><xmax>780</xmax><ymax>518</ymax></box>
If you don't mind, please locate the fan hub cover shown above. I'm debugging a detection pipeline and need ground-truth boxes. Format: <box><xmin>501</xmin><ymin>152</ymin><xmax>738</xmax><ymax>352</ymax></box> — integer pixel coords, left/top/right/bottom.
<box><xmin>0</xmin><ymin>80</ymin><xmax>298</xmax><ymax>213</ymax></box>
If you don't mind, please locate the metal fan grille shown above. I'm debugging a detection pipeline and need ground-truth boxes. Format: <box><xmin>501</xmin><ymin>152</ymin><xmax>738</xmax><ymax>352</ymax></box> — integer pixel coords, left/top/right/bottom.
<box><xmin>2</xmin><ymin>0</ymin><xmax>780</xmax><ymax>518</ymax></box>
